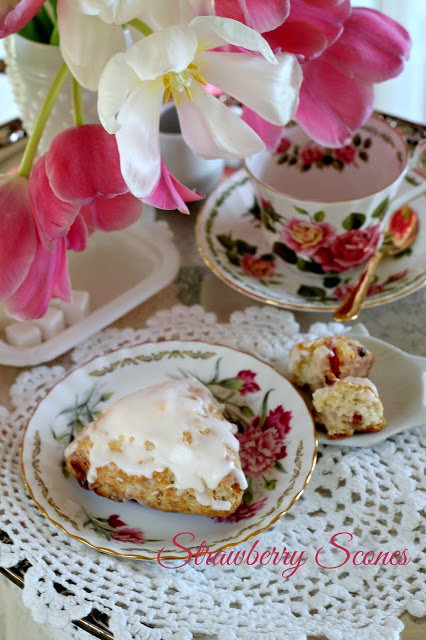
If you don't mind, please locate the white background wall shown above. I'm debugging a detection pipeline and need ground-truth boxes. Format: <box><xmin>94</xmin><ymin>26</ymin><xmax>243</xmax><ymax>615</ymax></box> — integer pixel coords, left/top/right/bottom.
<box><xmin>351</xmin><ymin>0</ymin><xmax>426</xmax><ymax>124</ymax></box>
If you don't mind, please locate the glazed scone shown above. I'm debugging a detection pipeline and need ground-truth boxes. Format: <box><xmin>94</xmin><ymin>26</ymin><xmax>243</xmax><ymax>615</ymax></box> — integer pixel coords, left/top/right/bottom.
<box><xmin>289</xmin><ymin>336</ymin><xmax>374</xmax><ymax>391</ymax></box>
<box><xmin>312</xmin><ymin>376</ymin><xmax>386</xmax><ymax>439</ymax></box>
<box><xmin>64</xmin><ymin>378</ymin><xmax>247</xmax><ymax>517</ymax></box>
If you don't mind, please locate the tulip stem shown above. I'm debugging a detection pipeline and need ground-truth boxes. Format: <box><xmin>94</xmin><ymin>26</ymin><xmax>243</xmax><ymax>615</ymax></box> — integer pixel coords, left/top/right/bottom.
<box><xmin>128</xmin><ymin>18</ymin><xmax>153</xmax><ymax>36</ymax></box>
<box><xmin>72</xmin><ymin>77</ymin><xmax>85</xmax><ymax>127</ymax></box>
<box><xmin>18</xmin><ymin>62</ymin><xmax>69</xmax><ymax>179</ymax></box>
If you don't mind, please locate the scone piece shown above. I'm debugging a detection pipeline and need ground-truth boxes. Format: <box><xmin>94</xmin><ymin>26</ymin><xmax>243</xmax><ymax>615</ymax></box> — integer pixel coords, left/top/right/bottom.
<box><xmin>312</xmin><ymin>376</ymin><xmax>386</xmax><ymax>439</ymax></box>
<box><xmin>289</xmin><ymin>336</ymin><xmax>374</xmax><ymax>391</ymax></box>
<box><xmin>64</xmin><ymin>378</ymin><xmax>247</xmax><ymax>517</ymax></box>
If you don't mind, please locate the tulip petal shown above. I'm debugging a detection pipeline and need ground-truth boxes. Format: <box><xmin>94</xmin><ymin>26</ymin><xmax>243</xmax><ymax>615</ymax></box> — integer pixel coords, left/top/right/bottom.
<box><xmin>264</xmin><ymin>0</ymin><xmax>351</xmax><ymax>59</ymax></box>
<box><xmin>45</xmin><ymin>125</ymin><xmax>128</xmax><ymax>204</ymax></box>
<box><xmin>30</xmin><ymin>156</ymin><xmax>80</xmax><ymax>250</ymax></box>
<box><xmin>0</xmin><ymin>175</ymin><xmax>36</xmax><ymax>300</ymax></box>
<box><xmin>79</xmin><ymin>0</ymin><xmax>151</xmax><ymax>24</ymax></box>
<box><xmin>124</xmin><ymin>25</ymin><xmax>198</xmax><ymax>79</ymax></box>
<box><xmin>98</xmin><ymin>53</ymin><xmax>141</xmax><ymax>134</ymax></box>
<box><xmin>176</xmin><ymin>82</ymin><xmax>264</xmax><ymax>158</ymax></box>
<box><xmin>296</xmin><ymin>58</ymin><xmax>374</xmax><ymax>147</ymax></box>
<box><xmin>0</xmin><ymin>0</ymin><xmax>45</xmax><ymax>37</ymax></box>
<box><xmin>190</xmin><ymin>15</ymin><xmax>276</xmax><ymax>63</ymax></box>
<box><xmin>58</xmin><ymin>0</ymin><xmax>126</xmax><ymax>90</ymax></box>
<box><xmin>144</xmin><ymin>160</ymin><xmax>204</xmax><ymax>214</ymax></box>
<box><xmin>141</xmin><ymin>0</ymin><xmax>195</xmax><ymax>29</ymax></box>
<box><xmin>322</xmin><ymin>8</ymin><xmax>411</xmax><ymax>83</ymax></box>
<box><xmin>242</xmin><ymin>107</ymin><xmax>284</xmax><ymax>151</ymax></box>
<box><xmin>82</xmin><ymin>193</ymin><xmax>143</xmax><ymax>232</ymax></box>
<box><xmin>5</xmin><ymin>238</ymin><xmax>71</xmax><ymax>320</ymax></box>
<box><xmin>213</xmin><ymin>0</ymin><xmax>290</xmax><ymax>33</ymax></box>
<box><xmin>196</xmin><ymin>50</ymin><xmax>301</xmax><ymax>126</ymax></box>
<box><xmin>115</xmin><ymin>80</ymin><xmax>164</xmax><ymax>197</ymax></box>
<box><xmin>67</xmin><ymin>215</ymin><xmax>89</xmax><ymax>252</ymax></box>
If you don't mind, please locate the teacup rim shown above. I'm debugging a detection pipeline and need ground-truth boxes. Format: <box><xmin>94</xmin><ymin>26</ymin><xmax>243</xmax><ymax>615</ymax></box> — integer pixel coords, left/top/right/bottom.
<box><xmin>243</xmin><ymin>113</ymin><xmax>409</xmax><ymax>204</ymax></box>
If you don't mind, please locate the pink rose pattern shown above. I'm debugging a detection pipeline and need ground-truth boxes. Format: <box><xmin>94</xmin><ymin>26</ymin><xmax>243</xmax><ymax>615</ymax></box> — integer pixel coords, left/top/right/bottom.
<box><xmin>236</xmin><ymin>370</ymin><xmax>261</xmax><ymax>395</ymax></box>
<box><xmin>238</xmin><ymin>405</ymin><xmax>292</xmax><ymax>477</ymax></box>
<box><xmin>214</xmin><ymin>498</ymin><xmax>269</xmax><ymax>523</ymax></box>
<box><xmin>240</xmin><ymin>253</ymin><xmax>276</xmax><ymax>279</ymax></box>
<box><xmin>280</xmin><ymin>218</ymin><xmax>337</xmax><ymax>256</ymax></box>
<box><xmin>274</xmin><ymin>133</ymin><xmax>370</xmax><ymax>171</ymax></box>
<box><xmin>84</xmin><ymin>513</ymin><xmax>146</xmax><ymax>545</ymax></box>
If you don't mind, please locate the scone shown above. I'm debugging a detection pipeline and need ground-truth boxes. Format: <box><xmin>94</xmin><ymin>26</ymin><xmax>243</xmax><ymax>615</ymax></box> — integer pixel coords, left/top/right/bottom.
<box><xmin>312</xmin><ymin>376</ymin><xmax>386</xmax><ymax>439</ymax></box>
<box><xmin>289</xmin><ymin>336</ymin><xmax>374</xmax><ymax>391</ymax></box>
<box><xmin>64</xmin><ymin>378</ymin><xmax>247</xmax><ymax>517</ymax></box>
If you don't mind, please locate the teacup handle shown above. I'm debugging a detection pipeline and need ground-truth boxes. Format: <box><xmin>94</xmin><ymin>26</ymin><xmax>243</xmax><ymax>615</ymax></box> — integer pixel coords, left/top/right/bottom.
<box><xmin>390</xmin><ymin>139</ymin><xmax>426</xmax><ymax>212</ymax></box>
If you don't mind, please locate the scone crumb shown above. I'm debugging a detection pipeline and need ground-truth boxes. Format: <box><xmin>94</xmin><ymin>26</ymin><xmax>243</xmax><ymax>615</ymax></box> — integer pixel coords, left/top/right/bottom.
<box><xmin>182</xmin><ymin>431</ymin><xmax>192</xmax><ymax>444</ymax></box>
<box><xmin>108</xmin><ymin>440</ymin><xmax>123</xmax><ymax>452</ymax></box>
<box><xmin>144</xmin><ymin>440</ymin><xmax>155</xmax><ymax>451</ymax></box>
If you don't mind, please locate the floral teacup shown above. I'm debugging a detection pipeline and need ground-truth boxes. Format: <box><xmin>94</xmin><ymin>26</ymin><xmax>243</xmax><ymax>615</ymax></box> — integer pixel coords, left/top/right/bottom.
<box><xmin>244</xmin><ymin>115</ymin><xmax>426</xmax><ymax>275</ymax></box>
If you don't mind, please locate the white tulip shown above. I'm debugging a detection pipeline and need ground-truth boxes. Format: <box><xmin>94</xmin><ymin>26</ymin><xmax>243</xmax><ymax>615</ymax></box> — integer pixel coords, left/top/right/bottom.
<box><xmin>98</xmin><ymin>16</ymin><xmax>302</xmax><ymax>197</ymax></box>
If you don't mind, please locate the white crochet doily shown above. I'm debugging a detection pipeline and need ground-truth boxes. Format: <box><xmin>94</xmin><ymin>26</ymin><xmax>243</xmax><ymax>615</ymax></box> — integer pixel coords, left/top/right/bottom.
<box><xmin>0</xmin><ymin>305</ymin><xmax>425</xmax><ymax>640</ymax></box>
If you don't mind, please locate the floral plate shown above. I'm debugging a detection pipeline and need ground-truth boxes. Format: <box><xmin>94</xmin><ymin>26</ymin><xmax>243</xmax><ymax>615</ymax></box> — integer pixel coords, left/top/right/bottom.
<box><xmin>196</xmin><ymin>169</ymin><xmax>426</xmax><ymax>311</ymax></box>
<box><xmin>21</xmin><ymin>340</ymin><xmax>317</xmax><ymax>560</ymax></box>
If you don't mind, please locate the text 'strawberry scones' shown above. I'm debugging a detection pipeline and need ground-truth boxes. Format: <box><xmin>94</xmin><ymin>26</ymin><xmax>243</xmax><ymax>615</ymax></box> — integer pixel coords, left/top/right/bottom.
<box><xmin>312</xmin><ymin>377</ymin><xmax>386</xmax><ymax>439</ymax></box>
<box><xmin>64</xmin><ymin>378</ymin><xmax>247</xmax><ymax>517</ymax></box>
<box><xmin>289</xmin><ymin>336</ymin><xmax>374</xmax><ymax>391</ymax></box>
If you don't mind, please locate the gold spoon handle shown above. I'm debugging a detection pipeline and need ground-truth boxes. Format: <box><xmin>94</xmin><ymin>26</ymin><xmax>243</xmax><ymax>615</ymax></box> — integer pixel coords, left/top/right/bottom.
<box><xmin>333</xmin><ymin>250</ymin><xmax>383</xmax><ymax>322</ymax></box>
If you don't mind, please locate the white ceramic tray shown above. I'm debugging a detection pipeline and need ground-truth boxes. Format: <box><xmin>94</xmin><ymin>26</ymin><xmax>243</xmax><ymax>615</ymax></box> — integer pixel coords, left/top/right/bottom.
<box><xmin>0</xmin><ymin>210</ymin><xmax>180</xmax><ymax>366</ymax></box>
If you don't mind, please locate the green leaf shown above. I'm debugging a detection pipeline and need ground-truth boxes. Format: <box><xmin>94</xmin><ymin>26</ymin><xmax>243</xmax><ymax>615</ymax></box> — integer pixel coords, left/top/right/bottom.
<box><xmin>371</xmin><ymin>197</ymin><xmax>390</xmax><ymax>221</ymax></box>
<box><xmin>342</xmin><ymin>212</ymin><xmax>366</xmax><ymax>230</ymax></box>
<box><xmin>394</xmin><ymin>247</ymin><xmax>412</xmax><ymax>259</ymax></box>
<box><xmin>225</xmin><ymin>250</ymin><xmax>240</xmax><ymax>266</ymax></box>
<box><xmin>263</xmin><ymin>476</ymin><xmax>278</xmax><ymax>490</ymax></box>
<box><xmin>259</xmin><ymin>390</ymin><xmax>273</xmax><ymax>427</ymax></box>
<box><xmin>59</xmin><ymin>461</ymin><xmax>70</xmax><ymax>480</ymax></box>
<box><xmin>259</xmin><ymin>253</ymin><xmax>275</xmax><ymax>261</ymax></box>
<box><xmin>323</xmin><ymin>276</ymin><xmax>341</xmax><ymax>288</ymax></box>
<box><xmin>405</xmin><ymin>175</ymin><xmax>420</xmax><ymax>186</ymax></box>
<box><xmin>322</xmin><ymin>155</ymin><xmax>333</xmax><ymax>165</ymax></box>
<box><xmin>313</xmin><ymin>211</ymin><xmax>326</xmax><ymax>222</ymax></box>
<box><xmin>273</xmin><ymin>242</ymin><xmax>297</xmax><ymax>264</ymax></box>
<box><xmin>296</xmin><ymin>258</ymin><xmax>324</xmax><ymax>274</ymax></box>
<box><xmin>297</xmin><ymin>285</ymin><xmax>326</xmax><ymax>299</ymax></box>
<box><xmin>220</xmin><ymin>378</ymin><xmax>243</xmax><ymax>391</ymax></box>
<box><xmin>235</xmin><ymin>239</ymin><xmax>257</xmax><ymax>255</ymax></box>
<box><xmin>288</xmin><ymin>156</ymin><xmax>297</xmax><ymax>166</ymax></box>
<box><xmin>274</xmin><ymin>460</ymin><xmax>288</xmax><ymax>473</ymax></box>
<box><xmin>363</xmin><ymin>137</ymin><xmax>372</xmax><ymax>149</ymax></box>
<box><xmin>359</xmin><ymin>151</ymin><xmax>369</xmax><ymax>162</ymax></box>
<box><xmin>100</xmin><ymin>392</ymin><xmax>114</xmax><ymax>402</ymax></box>
<box><xmin>240</xmin><ymin>405</ymin><xmax>255</xmax><ymax>418</ymax></box>
<box><xmin>277</xmin><ymin>153</ymin><xmax>289</xmax><ymax>165</ymax></box>
<box><xmin>294</xmin><ymin>206</ymin><xmax>309</xmax><ymax>216</ymax></box>
<box><xmin>242</xmin><ymin>485</ymin><xmax>254</xmax><ymax>506</ymax></box>
<box><xmin>75</xmin><ymin>418</ymin><xmax>86</xmax><ymax>434</ymax></box>
<box><xmin>217</xmin><ymin>233</ymin><xmax>235</xmax><ymax>251</ymax></box>
<box><xmin>353</xmin><ymin>134</ymin><xmax>361</xmax><ymax>146</ymax></box>
<box><xmin>332</xmin><ymin>158</ymin><xmax>344</xmax><ymax>171</ymax></box>
<box><xmin>210</xmin><ymin>357</ymin><xmax>222</xmax><ymax>384</ymax></box>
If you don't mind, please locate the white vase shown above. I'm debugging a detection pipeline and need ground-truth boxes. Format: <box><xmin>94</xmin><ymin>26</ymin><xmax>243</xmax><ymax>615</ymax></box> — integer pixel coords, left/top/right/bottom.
<box><xmin>5</xmin><ymin>33</ymin><xmax>99</xmax><ymax>155</ymax></box>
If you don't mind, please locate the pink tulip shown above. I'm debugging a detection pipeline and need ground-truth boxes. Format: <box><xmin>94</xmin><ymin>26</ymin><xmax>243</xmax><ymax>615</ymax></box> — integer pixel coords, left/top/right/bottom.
<box><xmin>219</xmin><ymin>1</ymin><xmax>411</xmax><ymax>148</ymax></box>
<box><xmin>30</xmin><ymin>124</ymin><xmax>143</xmax><ymax>249</ymax></box>
<box><xmin>213</xmin><ymin>0</ymin><xmax>290</xmax><ymax>33</ymax></box>
<box><xmin>0</xmin><ymin>174</ymin><xmax>72</xmax><ymax>320</ymax></box>
<box><xmin>295</xmin><ymin>8</ymin><xmax>411</xmax><ymax>145</ymax></box>
<box><xmin>0</xmin><ymin>0</ymin><xmax>45</xmax><ymax>37</ymax></box>
<box><xmin>143</xmin><ymin>160</ymin><xmax>203</xmax><ymax>214</ymax></box>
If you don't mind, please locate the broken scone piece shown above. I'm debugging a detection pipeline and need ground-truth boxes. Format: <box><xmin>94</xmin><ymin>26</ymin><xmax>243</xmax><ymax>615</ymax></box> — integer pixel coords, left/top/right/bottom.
<box><xmin>312</xmin><ymin>377</ymin><xmax>386</xmax><ymax>439</ymax></box>
<box><xmin>64</xmin><ymin>378</ymin><xmax>247</xmax><ymax>517</ymax></box>
<box><xmin>289</xmin><ymin>336</ymin><xmax>374</xmax><ymax>391</ymax></box>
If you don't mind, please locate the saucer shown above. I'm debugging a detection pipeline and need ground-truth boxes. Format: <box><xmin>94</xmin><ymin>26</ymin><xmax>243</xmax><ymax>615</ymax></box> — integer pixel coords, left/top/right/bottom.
<box><xmin>196</xmin><ymin>169</ymin><xmax>426</xmax><ymax>311</ymax></box>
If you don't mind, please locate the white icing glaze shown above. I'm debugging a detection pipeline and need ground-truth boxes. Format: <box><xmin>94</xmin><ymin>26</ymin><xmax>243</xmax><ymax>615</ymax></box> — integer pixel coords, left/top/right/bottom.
<box><xmin>341</xmin><ymin>376</ymin><xmax>379</xmax><ymax>394</ymax></box>
<box><xmin>65</xmin><ymin>378</ymin><xmax>247</xmax><ymax>510</ymax></box>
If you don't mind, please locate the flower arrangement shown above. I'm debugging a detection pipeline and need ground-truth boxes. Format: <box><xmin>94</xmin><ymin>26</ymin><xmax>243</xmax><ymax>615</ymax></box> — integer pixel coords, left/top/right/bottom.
<box><xmin>0</xmin><ymin>0</ymin><xmax>410</xmax><ymax>319</ymax></box>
